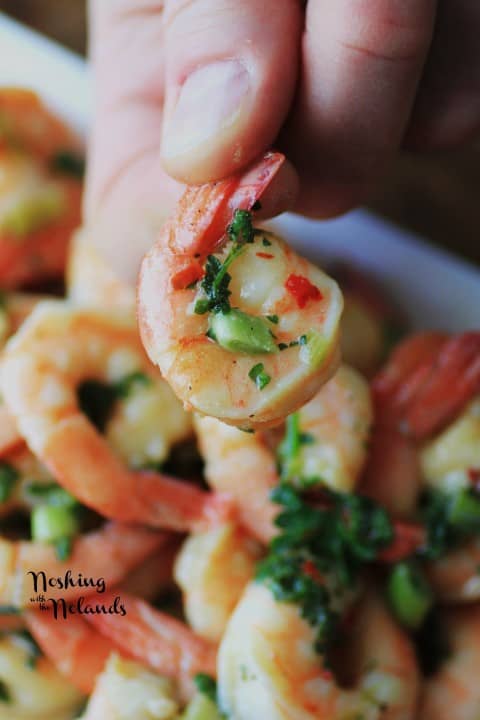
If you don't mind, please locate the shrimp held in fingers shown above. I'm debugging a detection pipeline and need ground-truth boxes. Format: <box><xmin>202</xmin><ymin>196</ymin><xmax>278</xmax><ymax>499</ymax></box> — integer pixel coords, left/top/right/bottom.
<box><xmin>138</xmin><ymin>152</ymin><xmax>343</xmax><ymax>429</ymax></box>
<box><xmin>218</xmin><ymin>584</ymin><xmax>420</xmax><ymax>720</ymax></box>
<box><xmin>0</xmin><ymin>301</ymin><xmax>230</xmax><ymax>533</ymax></box>
<box><xmin>86</xmin><ymin>591</ymin><xmax>217</xmax><ymax>702</ymax></box>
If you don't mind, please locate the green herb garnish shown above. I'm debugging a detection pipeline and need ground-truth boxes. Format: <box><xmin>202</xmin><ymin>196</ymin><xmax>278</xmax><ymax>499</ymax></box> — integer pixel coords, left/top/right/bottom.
<box><xmin>256</xmin><ymin>485</ymin><xmax>394</xmax><ymax>654</ymax></box>
<box><xmin>50</xmin><ymin>149</ymin><xmax>85</xmax><ymax>179</ymax></box>
<box><xmin>266</xmin><ymin>315</ymin><xmax>279</xmax><ymax>324</ymax></box>
<box><xmin>0</xmin><ymin>462</ymin><xmax>19</xmax><ymax>502</ymax></box>
<box><xmin>113</xmin><ymin>371</ymin><xmax>151</xmax><ymax>399</ymax></box>
<box><xmin>194</xmin><ymin>673</ymin><xmax>217</xmax><ymax>703</ymax></box>
<box><xmin>248</xmin><ymin>363</ymin><xmax>271</xmax><ymax>390</ymax></box>
<box><xmin>0</xmin><ymin>680</ymin><xmax>10</xmax><ymax>703</ymax></box>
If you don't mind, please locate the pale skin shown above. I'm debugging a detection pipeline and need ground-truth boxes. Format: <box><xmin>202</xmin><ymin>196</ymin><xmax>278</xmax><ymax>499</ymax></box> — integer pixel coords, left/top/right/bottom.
<box><xmin>86</xmin><ymin>0</ymin><xmax>480</xmax><ymax>284</ymax></box>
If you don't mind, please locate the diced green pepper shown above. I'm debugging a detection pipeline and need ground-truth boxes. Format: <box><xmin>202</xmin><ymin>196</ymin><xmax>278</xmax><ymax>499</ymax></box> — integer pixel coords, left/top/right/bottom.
<box><xmin>208</xmin><ymin>309</ymin><xmax>278</xmax><ymax>355</ymax></box>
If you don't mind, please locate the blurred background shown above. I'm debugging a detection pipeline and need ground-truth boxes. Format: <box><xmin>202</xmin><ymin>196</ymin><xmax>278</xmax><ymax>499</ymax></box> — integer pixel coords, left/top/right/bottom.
<box><xmin>3</xmin><ymin>0</ymin><xmax>479</xmax><ymax>266</ymax></box>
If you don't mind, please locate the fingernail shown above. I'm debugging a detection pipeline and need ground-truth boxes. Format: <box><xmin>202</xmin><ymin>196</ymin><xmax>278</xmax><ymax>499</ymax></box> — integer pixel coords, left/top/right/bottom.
<box><xmin>162</xmin><ymin>60</ymin><xmax>250</xmax><ymax>158</ymax></box>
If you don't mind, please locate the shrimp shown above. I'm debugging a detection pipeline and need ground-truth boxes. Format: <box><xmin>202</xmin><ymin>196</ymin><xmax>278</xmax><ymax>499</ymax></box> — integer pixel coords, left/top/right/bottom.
<box><xmin>67</xmin><ymin>227</ymin><xmax>135</xmax><ymax>314</ymax></box>
<box><xmin>0</xmin><ymin>301</ymin><xmax>231</xmax><ymax>532</ymax></box>
<box><xmin>0</xmin><ymin>89</ymin><xmax>82</xmax><ymax>289</ymax></box>
<box><xmin>0</xmin><ymin>631</ymin><xmax>83</xmax><ymax>720</ymax></box>
<box><xmin>362</xmin><ymin>331</ymin><xmax>480</xmax><ymax>600</ymax></box>
<box><xmin>81</xmin><ymin>654</ymin><xmax>180</xmax><ymax>720</ymax></box>
<box><xmin>333</xmin><ymin>263</ymin><xmax>404</xmax><ymax>378</ymax></box>
<box><xmin>218</xmin><ymin>583</ymin><xmax>420</xmax><ymax>720</ymax></box>
<box><xmin>195</xmin><ymin>364</ymin><xmax>372</xmax><ymax>542</ymax></box>
<box><xmin>0</xmin><ymin>403</ymin><xmax>23</xmax><ymax>458</ymax></box>
<box><xmin>0</xmin><ymin>521</ymin><xmax>167</xmax><ymax>607</ymax></box>
<box><xmin>174</xmin><ymin>523</ymin><xmax>262</xmax><ymax>642</ymax></box>
<box><xmin>25</xmin><ymin>611</ymin><xmax>119</xmax><ymax>694</ymax></box>
<box><xmin>138</xmin><ymin>151</ymin><xmax>343</xmax><ymax>430</ymax></box>
<box><xmin>420</xmin><ymin>606</ymin><xmax>480</xmax><ymax>720</ymax></box>
<box><xmin>85</xmin><ymin>591</ymin><xmax>217</xmax><ymax>701</ymax></box>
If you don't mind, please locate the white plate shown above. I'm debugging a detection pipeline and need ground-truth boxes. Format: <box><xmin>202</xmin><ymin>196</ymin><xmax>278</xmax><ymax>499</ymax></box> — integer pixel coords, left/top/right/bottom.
<box><xmin>1</xmin><ymin>11</ymin><xmax>478</xmax><ymax>331</ymax></box>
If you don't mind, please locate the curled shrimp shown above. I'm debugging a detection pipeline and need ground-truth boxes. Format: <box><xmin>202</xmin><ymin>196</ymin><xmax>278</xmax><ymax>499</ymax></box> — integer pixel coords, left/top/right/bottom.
<box><xmin>0</xmin><ymin>631</ymin><xmax>83</xmax><ymax>720</ymax></box>
<box><xmin>195</xmin><ymin>364</ymin><xmax>372</xmax><ymax>543</ymax></box>
<box><xmin>81</xmin><ymin>653</ymin><xmax>180</xmax><ymax>720</ymax></box>
<box><xmin>67</xmin><ymin>227</ymin><xmax>135</xmax><ymax>314</ymax></box>
<box><xmin>420</xmin><ymin>606</ymin><xmax>480</xmax><ymax>720</ymax></box>
<box><xmin>0</xmin><ymin>522</ymin><xmax>166</xmax><ymax>607</ymax></box>
<box><xmin>138</xmin><ymin>152</ymin><xmax>343</xmax><ymax>430</ymax></box>
<box><xmin>362</xmin><ymin>331</ymin><xmax>480</xmax><ymax>600</ymax></box>
<box><xmin>85</xmin><ymin>590</ymin><xmax>217</xmax><ymax>701</ymax></box>
<box><xmin>0</xmin><ymin>88</ymin><xmax>82</xmax><ymax>289</ymax></box>
<box><xmin>174</xmin><ymin>523</ymin><xmax>262</xmax><ymax>642</ymax></box>
<box><xmin>25</xmin><ymin>611</ymin><xmax>119</xmax><ymax>694</ymax></box>
<box><xmin>0</xmin><ymin>301</ymin><xmax>231</xmax><ymax>532</ymax></box>
<box><xmin>218</xmin><ymin>583</ymin><xmax>420</xmax><ymax>720</ymax></box>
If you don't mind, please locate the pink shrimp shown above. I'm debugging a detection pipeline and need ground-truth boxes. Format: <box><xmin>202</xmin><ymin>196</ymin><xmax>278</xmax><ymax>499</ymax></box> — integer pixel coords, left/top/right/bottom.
<box><xmin>86</xmin><ymin>590</ymin><xmax>217</xmax><ymax>700</ymax></box>
<box><xmin>138</xmin><ymin>152</ymin><xmax>343</xmax><ymax>430</ymax></box>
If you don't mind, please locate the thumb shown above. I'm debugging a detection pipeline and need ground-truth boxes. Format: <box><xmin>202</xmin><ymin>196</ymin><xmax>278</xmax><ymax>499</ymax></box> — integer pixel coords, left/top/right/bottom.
<box><xmin>160</xmin><ymin>0</ymin><xmax>302</xmax><ymax>184</ymax></box>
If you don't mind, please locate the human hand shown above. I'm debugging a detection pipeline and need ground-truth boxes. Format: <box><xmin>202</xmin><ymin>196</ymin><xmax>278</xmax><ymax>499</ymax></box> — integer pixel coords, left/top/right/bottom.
<box><xmin>85</xmin><ymin>0</ymin><xmax>480</xmax><ymax>283</ymax></box>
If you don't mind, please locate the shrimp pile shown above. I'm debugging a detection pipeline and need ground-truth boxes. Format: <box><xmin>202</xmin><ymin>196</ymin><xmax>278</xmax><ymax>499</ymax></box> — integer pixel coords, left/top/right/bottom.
<box><xmin>0</xmin><ymin>86</ymin><xmax>478</xmax><ymax>720</ymax></box>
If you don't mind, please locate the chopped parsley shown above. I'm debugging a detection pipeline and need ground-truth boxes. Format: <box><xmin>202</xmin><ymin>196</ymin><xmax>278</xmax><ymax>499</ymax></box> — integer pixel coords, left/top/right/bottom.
<box><xmin>420</xmin><ymin>487</ymin><xmax>480</xmax><ymax>559</ymax></box>
<box><xmin>262</xmin><ymin>237</ymin><xmax>272</xmax><ymax>247</ymax></box>
<box><xmin>50</xmin><ymin>149</ymin><xmax>85</xmax><ymax>179</ymax></box>
<box><xmin>0</xmin><ymin>462</ymin><xmax>19</xmax><ymax>503</ymax></box>
<box><xmin>194</xmin><ymin>673</ymin><xmax>217</xmax><ymax>703</ymax></box>
<box><xmin>0</xmin><ymin>680</ymin><xmax>10</xmax><ymax>703</ymax></box>
<box><xmin>194</xmin><ymin>210</ymin><xmax>255</xmax><ymax>315</ymax></box>
<box><xmin>248</xmin><ymin>363</ymin><xmax>271</xmax><ymax>390</ymax></box>
<box><xmin>256</xmin><ymin>485</ymin><xmax>393</xmax><ymax>654</ymax></box>
<box><xmin>266</xmin><ymin>315</ymin><xmax>279</xmax><ymax>324</ymax></box>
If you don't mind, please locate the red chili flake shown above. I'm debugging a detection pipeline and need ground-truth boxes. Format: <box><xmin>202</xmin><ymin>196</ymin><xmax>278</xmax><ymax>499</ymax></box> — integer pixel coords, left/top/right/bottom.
<box><xmin>302</xmin><ymin>560</ymin><xmax>324</xmax><ymax>584</ymax></box>
<box><xmin>171</xmin><ymin>261</ymin><xmax>204</xmax><ymax>290</ymax></box>
<box><xmin>468</xmin><ymin>468</ymin><xmax>480</xmax><ymax>489</ymax></box>
<box><xmin>285</xmin><ymin>274</ymin><xmax>323</xmax><ymax>309</ymax></box>
<box><xmin>256</xmin><ymin>252</ymin><xmax>274</xmax><ymax>259</ymax></box>
<box><xmin>378</xmin><ymin>522</ymin><xmax>425</xmax><ymax>563</ymax></box>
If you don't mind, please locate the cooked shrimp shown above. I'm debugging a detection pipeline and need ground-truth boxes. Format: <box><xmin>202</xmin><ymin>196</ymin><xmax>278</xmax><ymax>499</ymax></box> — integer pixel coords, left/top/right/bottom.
<box><xmin>0</xmin><ymin>631</ymin><xmax>83</xmax><ymax>720</ymax></box>
<box><xmin>194</xmin><ymin>414</ymin><xmax>279</xmax><ymax>543</ymax></box>
<box><xmin>0</xmin><ymin>89</ymin><xmax>82</xmax><ymax>289</ymax></box>
<box><xmin>421</xmin><ymin>606</ymin><xmax>480</xmax><ymax>720</ymax></box>
<box><xmin>0</xmin><ymin>522</ymin><xmax>166</xmax><ymax>607</ymax></box>
<box><xmin>0</xmin><ymin>403</ymin><xmax>23</xmax><ymax>458</ymax></box>
<box><xmin>195</xmin><ymin>365</ymin><xmax>372</xmax><ymax>542</ymax></box>
<box><xmin>174</xmin><ymin>523</ymin><xmax>262</xmax><ymax>642</ymax></box>
<box><xmin>86</xmin><ymin>591</ymin><xmax>217</xmax><ymax>701</ymax></box>
<box><xmin>68</xmin><ymin>227</ymin><xmax>135</xmax><ymax>314</ymax></box>
<box><xmin>81</xmin><ymin>654</ymin><xmax>179</xmax><ymax>720</ymax></box>
<box><xmin>25</xmin><ymin>611</ymin><xmax>119</xmax><ymax>694</ymax></box>
<box><xmin>138</xmin><ymin>151</ymin><xmax>343</xmax><ymax>430</ymax></box>
<box><xmin>334</xmin><ymin>263</ymin><xmax>404</xmax><ymax>378</ymax></box>
<box><xmin>0</xmin><ymin>301</ymin><xmax>230</xmax><ymax>532</ymax></box>
<box><xmin>0</xmin><ymin>445</ymin><xmax>53</xmax><ymax>517</ymax></box>
<box><xmin>218</xmin><ymin>583</ymin><xmax>419</xmax><ymax>720</ymax></box>
<box><xmin>120</xmin><ymin>539</ymin><xmax>179</xmax><ymax>603</ymax></box>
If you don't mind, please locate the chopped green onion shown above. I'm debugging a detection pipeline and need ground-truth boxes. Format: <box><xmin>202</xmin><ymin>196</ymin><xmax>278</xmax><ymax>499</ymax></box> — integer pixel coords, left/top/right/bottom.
<box><xmin>55</xmin><ymin>536</ymin><xmax>74</xmax><ymax>562</ymax></box>
<box><xmin>194</xmin><ymin>674</ymin><xmax>217</xmax><ymax>703</ymax></box>
<box><xmin>0</xmin><ymin>462</ymin><xmax>18</xmax><ymax>502</ymax></box>
<box><xmin>387</xmin><ymin>561</ymin><xmax>434</xmax><ymax>631</ymax></box>
<box><xmin>31</xmin><ymin>505</ymin><xmax>79</xmax><ymax>545</ymax></box>
<box><xmin>448</xmin><ymin>489</ymin><xmax>480</xmax><ymax>532</ymax></box>
<box><xmin>299</xmin><ymin>330</ymin><xmax>329</xmax><ymax>368</ymax></box>
<box><xmin>248</xmin><ymin>363</ymin><xmax>271</xmax><ymax>390</ymax></box>
<box><xmin>209</xmin><ymin>309</ymin><xmax>278</xmax><ymax>355</ymax></box>
<box><xmin>278</xmin><ymin>413</ymin><xmax>301</xmax><ymax>481</ymax></box>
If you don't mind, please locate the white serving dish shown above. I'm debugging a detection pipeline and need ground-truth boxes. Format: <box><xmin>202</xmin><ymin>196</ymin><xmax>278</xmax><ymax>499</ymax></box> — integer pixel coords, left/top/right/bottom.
<box><xmin>1</xmin><ymin>11</ymin><xmax>478</xmax><ymax>331</ymax></box>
